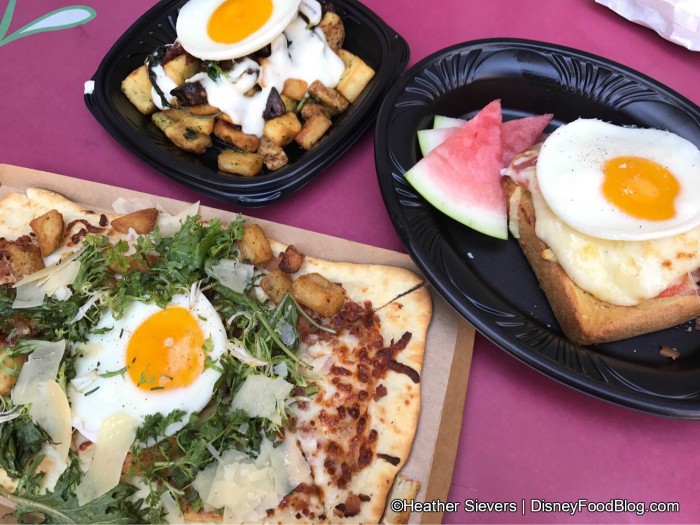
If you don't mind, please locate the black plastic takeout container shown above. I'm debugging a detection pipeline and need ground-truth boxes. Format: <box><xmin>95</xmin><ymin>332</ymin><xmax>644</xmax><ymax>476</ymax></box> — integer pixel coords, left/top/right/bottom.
<box><xmin>85</xmin><ymin>0</ymin><xmax>409</xmax><ymax>207</ymax></box>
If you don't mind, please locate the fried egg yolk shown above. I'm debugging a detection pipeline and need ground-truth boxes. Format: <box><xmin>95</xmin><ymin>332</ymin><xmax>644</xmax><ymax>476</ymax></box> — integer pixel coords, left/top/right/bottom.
<box><xmin>602</xmin><ymin>156</ymin><xmax>679</xmax><ymax>221</ymax></box>
<box><xmin>126</xmin><ymin>307</ymin><xmax>205</xmax><ymax>391</ymax></box>
<box><xmin>208</xmin><ymin>0</ymin><xmax>273</xmax><ymax>44</ymax></box>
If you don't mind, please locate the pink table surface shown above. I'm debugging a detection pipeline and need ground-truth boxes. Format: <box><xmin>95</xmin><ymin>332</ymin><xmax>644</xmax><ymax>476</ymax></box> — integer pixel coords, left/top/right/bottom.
<box><xmin>1</xmin><ymin>0</ymin><xmax>700</xmax><ymax>523</ymax></box>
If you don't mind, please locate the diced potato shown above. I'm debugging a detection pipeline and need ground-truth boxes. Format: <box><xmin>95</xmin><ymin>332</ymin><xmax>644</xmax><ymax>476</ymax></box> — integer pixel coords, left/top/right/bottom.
<box><xmin>281</xmin><ymin>94</ymin><xmax>298</xmax><ymax>113</ymax></box>
<box><xmin>291</xmin><ymin>273</ymin><xmax>346</xmax><ymax>317</ymax></box>
<box><xmin>29</xmin><ymin>209</ymin><xmax>64</xmax><ymax>257</ymax></box>
<box><xmin>300</xmin><ymin>101</ymin><xmax>331</xmax><ymax>121</ymax></box>
<box><xmin>163</xmin><ymin>109</ymin><xmax>215</xmax><ymax>135</ymax></box>
<box><xmin>151</xmin><ymin>111</ymin><xmax>177</xmax><ymax>132</ymax></box>
<box><xmin>317</xmin><ymin>12</ymin><xmax>345</xmax><ymax>51</ymax></box>
<box><xmin>260</xmin><ymin>269</ymin><xmax>293</xmax><ymax>304</ymax></box>
<box><xmin>218</xmin><ymin>112</ymin><xmax>234</xmax><ymax>125</ymax></box>
<box><xmin>111</xmin><ymin>208</ymin><xmax>159</xmax><ymax>234</ymax></box>
<box><xmin>0</xmin><ymin>352</ymin><xmax>26</xmax><ymax>396</ymax></box>
<box><xmin>186</xmin><ymin>104</ymin><xmax>221</xmax><ymax>116</ymax></box>
<box><xmin>263</xmin><ymin>112</ymin><xmax>302</xmax><ymax>147</ymax></box>
<box><xmin>0</xmin><ymin>236</ymin><xmax>44</xmax><ymax>285</ymax></box>
<box><xmin>163</xmin><ymin>54</ymin><xmax>201</xmax><ymax>86</ymax></box>
<box><xmin>121</xmin><ymin>65</ymin><xmax>156</xmax><ymax>115</ymax></box>
<box><xmin>237</xmin><ymin>224</ymin><xmax>273</xmax><ymax>265</ymax></box>
<box><xmin>213</xmin><ymin>120</ymin><xmax>260</xmax><ymax>152</ymax></box>
<box><xmin>336</xmin><ymin>49</ymin><xmax>376</xmax><ymax>103</ymax></box>
<box><xmin>218</xmin><ymin>150</ymin><xmax>264</xmax><ymax>177</ymax></box>
<box><xmin>258</xmin><ymin>136</ymin><xmax>288</xmax><ymax>171</ymax></box>
<box><xmin>164</xmin><ymin>121</ymin><xmax>212</xmax><ymax>154</ymax></box>
<box><xmin>282</xmin><ymin>78</ymin><xmax>308</xmax><ymax>101</ymax></box>
<box><xmin>295</xmin><ymin>114</ymin><xmax>332</xmax><ymax>150</ymax></box>
<box><xmin>308</xmin><ymin>80</ymin><xmax>349</xmax><ymax>115</ymax></box>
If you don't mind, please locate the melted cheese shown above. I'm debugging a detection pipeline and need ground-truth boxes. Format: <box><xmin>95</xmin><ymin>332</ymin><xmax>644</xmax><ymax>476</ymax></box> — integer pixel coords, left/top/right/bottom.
<box><xmin>530</xmin><ymin>176</ymin><xmax>700</xmax><ymax>306</ymax></box>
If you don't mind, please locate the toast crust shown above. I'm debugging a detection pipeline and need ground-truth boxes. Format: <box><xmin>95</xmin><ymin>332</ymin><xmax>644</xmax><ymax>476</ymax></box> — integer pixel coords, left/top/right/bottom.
<box><xmin>503</xmin><ymin>177</ymin><xmax>700</xmax><ymax>345</ymax></box>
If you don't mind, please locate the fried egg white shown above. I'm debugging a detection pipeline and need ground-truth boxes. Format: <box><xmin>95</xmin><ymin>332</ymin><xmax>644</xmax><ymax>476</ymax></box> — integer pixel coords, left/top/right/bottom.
<box><xmin>176</xmin><ymin>0</ymin><xmax>301</xmax><ymax>60</ymax></box>
<box><xmin>68</xmin><ymin>292</ymin><xmax>227</xmax><ymax>442</ymax></box>
<box><xmin>537</xmin><ymin>119</ymin><xmax>700</xmax><ymax>241</ymax></box>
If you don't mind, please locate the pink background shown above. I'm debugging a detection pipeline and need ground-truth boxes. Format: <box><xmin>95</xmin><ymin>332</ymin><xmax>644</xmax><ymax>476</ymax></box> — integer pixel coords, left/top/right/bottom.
<box><xmin>1</xmin><ymin>0</ymin><xmax>699</xmax><ymax>523</ymax></box>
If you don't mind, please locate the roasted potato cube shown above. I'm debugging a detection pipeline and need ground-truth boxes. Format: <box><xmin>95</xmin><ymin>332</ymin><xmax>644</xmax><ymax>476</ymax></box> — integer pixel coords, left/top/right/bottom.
<box><xmin>213</xmin><ymin>120</ymin><xmax>260</xmax><ymax>152</ymax></box>
<box><xmin>282</xmin><ymin>78</ymin><xmax>308</xmax><ymax>101</ymax></box>
<box><xmin>151</xmin><ymin>111</ymin><xmax>177</xmax><ymax>132</ymax></box>
<box><xmin>279</xmin><ymin>245</ymin><xmax>305</xmax><ymax>273</ymax></box>
<box><xmin>258</xmin><ymin>136</ymin><xmax>289</xmax><ymax>171</ymax></box>
<box><xmin>295</xmin><ymin>114</ymin><xmax>332</xmax><ymax>150</ymax></box>
<box><xmin>263</xmin><ymin>112</ymin><xmax>302</xmax><ymax>147</ymax></box>
<box><xmin>121</xmin><ymin>65</ymin><xmax>156</xmax><ymax>115</ymax></box>
<box><xmin>218</xmin><ymin>112</ymin><xmax>234</xmax><ymax>125</ymax></box>
<box><xmin>29</xmin><ymin>209</ymin><xmax>64</xmax><ymax>257</ymax></box>
<box><xmin>218</xmin><ymin>150</ymin><xmax>264</xmax><ymax>177</ymax></box>
<box><xmin>164</xmin><ymin>121</ymin><xmax>212</xmax><ymax>154</ymax></box>
<box><xmin>186</xmin><ymin>104</ymin><xmax>221</xmax><ymax>116</ymax></box>
<box><xmin>281</xmin><ymin>94</ymin><xmax>298</xmax><ymax>113</ymax></box>
<box><xmin>163</xmin><ymin>109</ymin><xmax>215</xmax><ymax>135</ymax></box>
<box><xmin>260</xmin><ymin>269</ymin><xmax>293</xmax><ymax>304</ymax></box>
<box><xmin>237</xmin><ymin>224</ymin><xmax>273</xmax><ymax>265</ymax></box>
<box><xmin>336</xmin><ymin>49</ymin><xmax>376</xmax><ymax>103</ymax></box>
<box><xmin>300</xmin><ymin>101</ymin><xmax>331</xmax><ymax>121</ymax></box>
<box><xmin>308</xmin><ymin>80</ymin><xmax>349</xmax><ymax>115</ymax></box>
<box><xmin>163</xmin><ymin>54</ymin><xmax>201</xmax><ymax>86</ymax></box>
<box><xmin>111</xmin><ymin>208</ymin><xmax>159</xmax><ymax>234</ymax></box>
<box><xmin>0</xmin><ymin>236</ymin><xmax>44</xmax><ymax>285</ymax></box>
<box><xmin>317</xmin><ymin>12</ymin><xmax>345</xmax><ymax>51</ymax></box>
<box><xmin>337</xmin><ymin>50</ymin><xmax>376</xmax><ymax>103</ymax></box>
<box><xmin>0</xmin><ymin>352</ymin><xmax>26</xmax><ymax>396</ymax></box>
<box><xmin>291</xmin><ymin>273</ymin><xmax>346</xmax><ymax>317</ymax></box>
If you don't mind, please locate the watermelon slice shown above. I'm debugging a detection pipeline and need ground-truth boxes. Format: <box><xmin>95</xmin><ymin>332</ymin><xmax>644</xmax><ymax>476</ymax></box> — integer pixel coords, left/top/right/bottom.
<box><xmin>419</xmin><ymin>113</ymin><xmax>553</xmax><ymax>159</ymax></box>
<box><xmin>405</xmin><ymin>100</ymin><xmax>507</xmax><ymax>239</ymax></box>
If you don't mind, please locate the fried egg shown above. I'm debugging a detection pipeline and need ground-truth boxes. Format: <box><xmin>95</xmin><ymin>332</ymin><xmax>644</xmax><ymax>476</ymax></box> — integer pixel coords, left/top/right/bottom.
<box><xmin>176</xmin><ymin>0</ymin><xmax>301</xmax><ymax>60</ymax></box>
<box><xmin>537</xmin><ymin>119</ymin><xmax>700</xmax><ymax>241</ymax></box>
<box><xmin>68</xmin><ymin>292</ymin><xmax>227</xmax><ymax>442</ymax></box>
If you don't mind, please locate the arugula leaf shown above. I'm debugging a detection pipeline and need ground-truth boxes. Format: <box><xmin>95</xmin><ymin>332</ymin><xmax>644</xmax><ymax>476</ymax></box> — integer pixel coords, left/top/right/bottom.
<box><xmin>0</xmin><ymin>412</ymin><xmax>49</xmax><ymax>479</ymax></box>
<box><xmin>0</xmin><ymin>454</ymin><xmax>152</xmax><ymax>524</ymax></box>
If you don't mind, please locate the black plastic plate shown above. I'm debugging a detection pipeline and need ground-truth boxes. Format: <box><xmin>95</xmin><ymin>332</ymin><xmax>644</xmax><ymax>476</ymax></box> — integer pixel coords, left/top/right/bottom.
<box><xmin>374</xmin><ymin>39</ymin><xmax>700</xmax><ymax>418</ymax></box>
<box><xmin>86</xmin><ymin>0</ymin><xmax>409</xmax><ymax>207</ymax></box>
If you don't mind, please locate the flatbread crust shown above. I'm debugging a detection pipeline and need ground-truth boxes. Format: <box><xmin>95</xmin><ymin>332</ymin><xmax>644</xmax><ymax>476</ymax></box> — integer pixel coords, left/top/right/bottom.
<box><xmin>503</xmin><ymin>178</ymin><xmax>700</xmax><ymax>345</ymax></box>
<box><xmin>0</xmin><ymin>193</ymin><xmax>33</xmax><ymax>239</ymax></box>
<box><xmin>269</xmin><ymin>240</ymin><xmax>431</xmax><ymax>523</ymax></box>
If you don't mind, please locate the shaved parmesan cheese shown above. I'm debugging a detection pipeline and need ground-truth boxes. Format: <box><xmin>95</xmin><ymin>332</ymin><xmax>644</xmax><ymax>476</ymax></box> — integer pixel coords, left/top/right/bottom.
<box><xmin>231</xmin><ymin>375</ymin><xmax>293</xmax><ymax>425</ymax></box>
<box><xmin>157</xmin><ymin>202</ymin><xmax>200</xmax><ymax>237</ymax></box>
<box><xmin>42</xmin><ymin>260</ymin><xmax>80</xmax><ymax>295</ymax></box>
<box><xmin>160</xmin><ymin>491</ymin><xmax>184</xmax><ymax>524</ymax></box>
<box><xmin>29</xmin><ymin>381</ymin><xmax>72</xmax><ymax>461</ymax></box>
<box><xmin>12</xmin><ymin>281</ymin><xmax>45</xmax><ymax>309</ymax></box>
<box><xmin>192</xmin><ymin>437</ymin><xmax>310</xmax><ymax>521</ymax></box>
<box><xmin>36</xmin><ymin>443</ymin><xmax>67</xmax><ymax>493</ymax></box>
<box><xmin>13</xmin><ymin>253</ymin><xmax>82</xmax><ymax>308</ymax></box>
<box><xmin>11</xmin><ymin>341</ymin><xmax>66</xmax><ymax>405</ymax></box>
<box><xmin>227</xmin><ymin>341</ymin><xmax>267</xmax><ymax>367</ymax></box>
<box><xmin>276</xmin><ymin>319</ymin><xmax>295</xmax><ymax>346</ymax></box>
<box><xmin>211</xmin><ymin>260</ymin><xmax>254</xmax><ymax>293</ymax></box>
<box><xmin>13</xmin><ymin>249</ymin><xmax>82</xmax><ymax>287</ymax></box>
<box><xmin>75</xmin><ymin>412</ymin><xmax>138</xmax><ymax>505</ymax></box>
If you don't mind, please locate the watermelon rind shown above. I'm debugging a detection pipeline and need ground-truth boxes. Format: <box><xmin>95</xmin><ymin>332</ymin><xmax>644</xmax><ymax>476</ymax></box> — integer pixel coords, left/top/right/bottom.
<box><xmin>404</xmin><ymin>162</ymin><xmax>508</xmax><ymax>240</ymax></box>
<box><xmin>417</xmin><ymin>127</ymin><xmax>458</xmax><ymax>156</ymax></box>
<box><xmin>432</xmin><ymin>115</ymin><xmax>466</xmax><ymax>129</ymax></box>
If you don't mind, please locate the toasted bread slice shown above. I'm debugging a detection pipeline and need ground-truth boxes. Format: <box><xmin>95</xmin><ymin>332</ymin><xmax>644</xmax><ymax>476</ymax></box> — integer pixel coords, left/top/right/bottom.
<box><xmin>502</xmin><ymin>177</ymin><xmax>700</xmax><ymax>345</ymax></box>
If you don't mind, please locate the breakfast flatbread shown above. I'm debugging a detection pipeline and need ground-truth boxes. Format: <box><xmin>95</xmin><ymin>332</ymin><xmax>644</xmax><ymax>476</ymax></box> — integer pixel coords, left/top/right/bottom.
<box><xmin>0</xmin><ymin>188</ymin><xmax>430</xmax><ymax>524</ymax></box>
